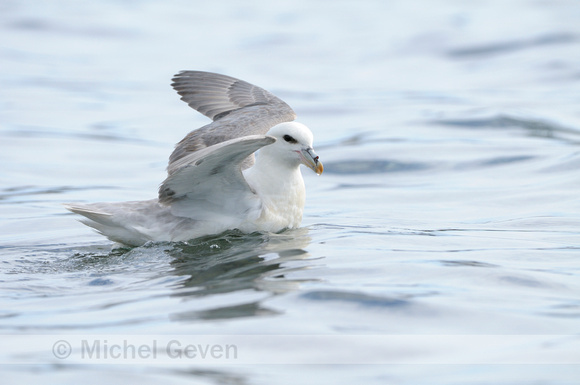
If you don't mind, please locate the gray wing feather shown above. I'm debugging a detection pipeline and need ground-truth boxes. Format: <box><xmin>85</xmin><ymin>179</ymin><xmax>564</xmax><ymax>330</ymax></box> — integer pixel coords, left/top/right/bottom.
<box><xmin>169</xmin><ymin>71</ymin><xmax>296</xmax><ymax>167</ymax></box>
<box><xmin>172</xmin><ymin>71</ymin><xmax>294</xmax><ymax>121</ymax></box>
<box><xmin>159</xmin><ymin>135</ymin><xmax>276</xmax><ymax>207</ymax></box>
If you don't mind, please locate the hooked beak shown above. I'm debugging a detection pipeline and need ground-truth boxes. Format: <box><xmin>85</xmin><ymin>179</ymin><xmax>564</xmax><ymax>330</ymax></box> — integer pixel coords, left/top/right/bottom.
<box><xmin>300</xmin><ymin>147</ymin><xmax>323</xmax><ymax>175</ymax></box>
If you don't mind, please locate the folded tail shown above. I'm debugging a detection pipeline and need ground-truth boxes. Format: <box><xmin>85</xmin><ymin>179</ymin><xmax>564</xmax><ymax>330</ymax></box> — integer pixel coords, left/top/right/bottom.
<box><xmin>65</xmin><ymin>203</ymin><xmax>150</xmax><ymax>247</ymax></box>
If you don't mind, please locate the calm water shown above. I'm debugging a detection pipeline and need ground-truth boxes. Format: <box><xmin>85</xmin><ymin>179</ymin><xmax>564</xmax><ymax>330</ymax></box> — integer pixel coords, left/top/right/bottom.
<box><xmin>1</xmin><ymin>0</ymin><xmax>580</xmax><ymax>383</ymax></box>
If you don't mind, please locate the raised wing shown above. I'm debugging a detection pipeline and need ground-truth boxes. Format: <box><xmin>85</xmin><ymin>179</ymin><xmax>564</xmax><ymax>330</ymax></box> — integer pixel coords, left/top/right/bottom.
<box><xmin>169</xmin><ymin>71</ymin><xmax>296</xmax><ymax>166</ymax></box>
<box><xmin>159</xmin><ymin>135</ymin><xmax>275</xmax><ymax>224</ymax></box>
<box><xmin>172</xmin><ymin>70</ymin><xmax>295</xmax><ymax>121</ymax></box>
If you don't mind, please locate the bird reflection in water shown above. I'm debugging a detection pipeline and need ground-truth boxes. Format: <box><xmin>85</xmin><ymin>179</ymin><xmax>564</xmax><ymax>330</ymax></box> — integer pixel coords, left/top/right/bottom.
<box><xmin>167</xmin><ymin>228</ymin><xmax>319</xmax><ymax>322</ymax></box>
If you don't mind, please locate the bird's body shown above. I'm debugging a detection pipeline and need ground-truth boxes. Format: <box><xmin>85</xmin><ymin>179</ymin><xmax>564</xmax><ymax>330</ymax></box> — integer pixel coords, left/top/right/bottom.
<box><xmin>66</xmin><ymin>71</ymin><xmax>322</xmax><ymax>247</ymax></box>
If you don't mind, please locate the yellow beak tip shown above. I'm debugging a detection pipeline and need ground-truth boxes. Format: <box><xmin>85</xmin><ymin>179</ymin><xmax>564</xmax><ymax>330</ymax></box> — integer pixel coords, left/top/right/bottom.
<box><xmin>316</xmin><ymin>162</ymin><xmax>324</xmax><ymax>175</ymax></box>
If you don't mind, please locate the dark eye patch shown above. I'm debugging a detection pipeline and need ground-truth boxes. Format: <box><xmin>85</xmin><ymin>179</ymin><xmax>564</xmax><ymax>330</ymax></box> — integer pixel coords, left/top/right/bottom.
<box><xmin>283</xmin><ymin>134</ymin><xmax>297</xmax><ymax>144</ymax></box>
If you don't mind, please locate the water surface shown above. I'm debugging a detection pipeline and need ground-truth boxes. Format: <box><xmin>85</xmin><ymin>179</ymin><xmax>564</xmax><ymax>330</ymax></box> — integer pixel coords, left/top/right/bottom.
<box><xmin>1</xmin><ymin>1</ymin><xmax>580</xmax><ymax>384</ymax></box>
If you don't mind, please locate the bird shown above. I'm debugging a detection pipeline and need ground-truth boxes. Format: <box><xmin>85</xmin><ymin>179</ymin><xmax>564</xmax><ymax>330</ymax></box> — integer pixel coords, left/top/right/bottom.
<box><xmin>65</xmin><ymin>71</ymin><xmax>323</xmax><ymax>247</ymax></box>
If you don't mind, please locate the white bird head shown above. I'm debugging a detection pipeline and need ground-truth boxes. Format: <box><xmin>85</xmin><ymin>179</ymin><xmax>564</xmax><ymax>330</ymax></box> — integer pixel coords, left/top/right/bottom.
<box><xmin>264</xmin><ymin>122</ymin><xmax>323</xmax><ymax>175</ymax></box>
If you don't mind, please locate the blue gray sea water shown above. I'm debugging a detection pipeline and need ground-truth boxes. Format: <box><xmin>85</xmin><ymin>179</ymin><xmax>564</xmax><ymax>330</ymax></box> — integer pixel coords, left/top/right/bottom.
<box><xmin>1</xmin><ymin>1</ymin><xmax>579</xmax><ymax>384</ymax></box>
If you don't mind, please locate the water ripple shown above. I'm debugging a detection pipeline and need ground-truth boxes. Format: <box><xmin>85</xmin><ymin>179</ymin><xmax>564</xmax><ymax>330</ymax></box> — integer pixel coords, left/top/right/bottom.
<box><xmin>447</xmin><ymin>32</ymin><xmax>578</xmax><ymax>58</ymax></box>
<box><xmin>431</xmin><ymin>113</ymin><xmax>580</xmax><ymax>143</ymax></box>
<box><xmin>301</xmin><ymin>290</ymin><xmax>409</xmax><ymax>308</ymax></box>
<box><xmin>323</xmin><ymin>160</ymin><xmax>429</xmax><ymax>174</ymax></box>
